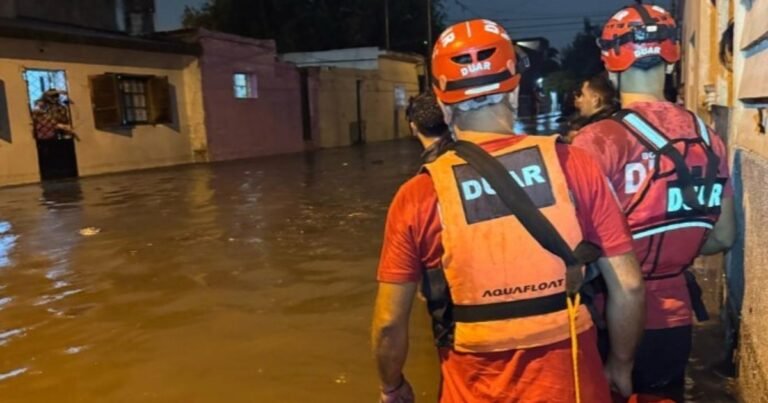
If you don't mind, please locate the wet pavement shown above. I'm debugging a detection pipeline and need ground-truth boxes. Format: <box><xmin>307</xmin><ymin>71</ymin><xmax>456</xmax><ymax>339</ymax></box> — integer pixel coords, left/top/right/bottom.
<box><xmin>0</xmin><ymin>138</ymin><xmax>735</xmax><ymax>402</ymax></box>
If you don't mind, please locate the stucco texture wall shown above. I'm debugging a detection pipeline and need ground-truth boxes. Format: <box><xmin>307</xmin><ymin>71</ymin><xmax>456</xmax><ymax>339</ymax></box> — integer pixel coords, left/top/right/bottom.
<box><xmin>198</xmin><ymin>33</ymin><xmax>304</xmax><ymax>162</ymax></box>
<box><xmin>729</xmin><ymin>1</ymin><xmax>768</xmax><ymax>400</ymax></box>
<box><xmin>0</xmin><ymin>38</ymin><xmax>204</xmax><ymax>187</ymax></box>
<box><xmin>312</xmin><ymin>57</ymin><xmax>421</xmax><ymax>149</ymax></box>
<box><xmin>730</xmin><ymin>149</ymin><xmax>768</xmax><ymax>403</ymax></box>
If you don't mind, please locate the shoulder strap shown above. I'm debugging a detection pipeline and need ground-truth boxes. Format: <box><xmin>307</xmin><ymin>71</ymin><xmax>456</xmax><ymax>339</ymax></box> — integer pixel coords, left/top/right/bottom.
<box><xmin>690</xmin><ymin>112</ymin><xmax>721</xmax><ymax>202</ymax></box>
<box><xmin>446</xmin><ymin>140</ymin><xmax>600</xmax><ymax>296</ymax></box>
<box><xmin>613</xmin><ymin>110</ymin><xmax>708</xmax><ymax>213</ymax></box>
<box><xmin>612</xmin><ymin>109</ymin><xmax>671</xmax><ymax>152</ymax></box>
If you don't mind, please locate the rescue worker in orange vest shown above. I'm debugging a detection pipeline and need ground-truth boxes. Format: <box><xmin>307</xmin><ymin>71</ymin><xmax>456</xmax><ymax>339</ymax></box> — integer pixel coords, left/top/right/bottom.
<box><xmin>573</xmin><ymin>5</ymin><xmax>736</xmax><ymax>401</ymax></box>
<box><xmin>372</xmin><ymin>19</ymin><xmax>646</xmax><ymax>403</ymax></box>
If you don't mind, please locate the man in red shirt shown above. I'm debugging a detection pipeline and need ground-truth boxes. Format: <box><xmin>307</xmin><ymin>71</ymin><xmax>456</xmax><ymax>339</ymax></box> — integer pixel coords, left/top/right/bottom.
<box><xmin>573</xmin><ymin>4</ymin><xmax>736</xmax><ymax>401</ymax></box>
<box><xmin>372</xmin><ymin>19</ymin><xmax>645</xmax><ymax>403</ymax></box>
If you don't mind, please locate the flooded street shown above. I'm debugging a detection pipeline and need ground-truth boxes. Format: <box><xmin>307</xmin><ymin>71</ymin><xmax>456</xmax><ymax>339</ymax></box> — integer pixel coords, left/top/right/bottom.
<box><xmin>0</xmin><ymin>138</ymin><xmax>734</xmax><ymax>402</ymax></box>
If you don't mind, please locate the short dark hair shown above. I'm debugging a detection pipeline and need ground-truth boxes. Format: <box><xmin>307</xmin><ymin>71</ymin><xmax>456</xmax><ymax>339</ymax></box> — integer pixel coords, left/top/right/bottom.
<box><xmin>585</xmin><ymin>73</ymin><xmax>619</xmax><ymax>108</ymax></box>
<box><xmin>407</xmin><ymin>92</ymin><xmax>449</xmax><ymax>137</ymax></box>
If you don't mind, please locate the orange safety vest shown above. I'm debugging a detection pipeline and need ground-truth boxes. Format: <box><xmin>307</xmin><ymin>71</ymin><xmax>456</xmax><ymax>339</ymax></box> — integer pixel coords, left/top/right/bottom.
<box><xmin>422</xmin><ymin>133</ymin><xmax>593</xmax><ymax>353</ymax></box>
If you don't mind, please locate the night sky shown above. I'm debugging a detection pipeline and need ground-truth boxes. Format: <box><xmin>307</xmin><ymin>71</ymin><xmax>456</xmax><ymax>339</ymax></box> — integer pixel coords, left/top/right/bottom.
<box><xmin>155</xmin><ymin>0</ymin><xmax>672</xmax><ymax>49</ymax></box>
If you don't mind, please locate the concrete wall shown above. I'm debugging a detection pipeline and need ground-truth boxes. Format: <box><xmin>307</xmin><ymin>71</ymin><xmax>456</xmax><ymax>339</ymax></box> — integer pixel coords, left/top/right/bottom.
<box><xmin>0</xmin><ymin>37</ymin><xmax>204</xmax><ymax>187</ymax></box>
<box><xmin>197</xmin><ymin>31</ymin><xmax>304</xmax><ymax>161</ymax></box>
<box><xmin>683</xmin><ymin>1</ymin><xmax>768</xmax><ymax>400</ymax></box>
<box><xmin>15</xmin><ymin>0</ymin><xmax>119</xmax><ymax>31</ymax></box>
<box><xmin>311</xmin><ymin>56</ymin><xmax>421</xmax><ymax>149</ymax></box>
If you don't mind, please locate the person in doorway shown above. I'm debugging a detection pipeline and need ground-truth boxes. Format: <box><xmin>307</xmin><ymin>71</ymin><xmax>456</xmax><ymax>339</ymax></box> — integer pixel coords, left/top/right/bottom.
<box><xmin>372</xmin><ymin>19</ymin><xmax>645</xmax><ymax>403</ymax></box>
<box><xmin>566</xmin><ymin>73</ymin><xmax>620</xmax><ymax>142</ymax></box>
<box><xmin>406</xmin><ymin>92</ymin><xmax>452</xmax><ymax>163</ymax></box>
<box><xmin>32</xmin><ymin>89</ymin><xmax>77</xmax><ymax>141</ymax></box>
<box><xmin>573</xmin><ymin>4</ymin><xmax>736</xmax><ymax>401</ymax></box>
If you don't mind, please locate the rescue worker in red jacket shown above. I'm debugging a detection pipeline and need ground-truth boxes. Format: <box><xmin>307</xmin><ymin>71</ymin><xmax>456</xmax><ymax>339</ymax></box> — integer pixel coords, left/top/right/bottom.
<box><xmin>372</xmin><ymin>19</ymin><xmax>646</xmax><ymax>403</ymax></box>
<box><xmin>572</xmin><ymin>4</ymin><xmax>736</xmax><ymax>401</ymax></box>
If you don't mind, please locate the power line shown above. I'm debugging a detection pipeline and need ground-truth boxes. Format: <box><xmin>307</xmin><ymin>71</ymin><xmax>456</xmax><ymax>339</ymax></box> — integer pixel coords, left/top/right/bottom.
<box><xmin>451</xmin><ymin>0</ymin><xmax>482</xmax><ymax>18</ymax></box>
<box><xmin>506</xmin><ymin>26</ymin><xmax>593</xmax><ymax>36</ymax></box>
<box><xmin>501</xmin><ymin>21</ymin><xmax>591</xmax><ymax>30</ymax></box>
<box><xmin>447</xmin><ymin>14</ymin><xmax>610</xmax><ymax>24</ymax></box>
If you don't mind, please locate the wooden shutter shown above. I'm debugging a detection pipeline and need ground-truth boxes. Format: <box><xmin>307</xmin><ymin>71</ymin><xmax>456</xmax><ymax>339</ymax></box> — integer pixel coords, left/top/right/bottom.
<box><xmin>148</xmin><ymin>76</ymin><xmax>172</xmax><ymax>124</ymax></box>
<box><xmin>0</xmin><ymin>80</ymin><xmax>10</xmax><ymax>143</ymax></box>
<box><xmin>89</xmin><ymin>74</ymin><xmax>123</xmax><ymax>129</ymax></box>
<box><xmin>738</xmin><ymin>3</ymin><xmax>768</xmax><ymax>104</ymax></box>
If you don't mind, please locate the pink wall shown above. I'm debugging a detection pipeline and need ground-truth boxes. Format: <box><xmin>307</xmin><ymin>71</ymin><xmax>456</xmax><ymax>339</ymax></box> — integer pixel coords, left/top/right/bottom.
<box><xmin>198</xmin><ymin>31</ymin><xmax>305</xmax><ymax>161</ymax></box>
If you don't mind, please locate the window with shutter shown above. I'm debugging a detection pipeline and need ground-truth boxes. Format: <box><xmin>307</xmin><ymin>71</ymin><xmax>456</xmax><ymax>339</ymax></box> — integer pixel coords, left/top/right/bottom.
<box><xmin>89</xmin><ymin>74</ymin><xmax>123</xmax><ymax>129</ymax></box>
<box><xmin>147</xmin><ymin>76</ymin><xmax>172</xmax><ymax>124</ymax></box>
<box><xmin>90</xmin><ymin>74</ymin><xmax>174</xmax><ymax>128</ymax></box>
<box><xmin>0</xmin><ymin>80</ymin><xmax>10</xmax><ymax>143</ymax></box>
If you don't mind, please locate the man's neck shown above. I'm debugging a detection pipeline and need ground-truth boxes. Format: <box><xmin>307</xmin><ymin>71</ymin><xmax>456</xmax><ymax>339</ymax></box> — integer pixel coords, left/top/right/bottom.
<box><xmin>621</xmin><ymin>92</ymin><xmax>664</xmax><ymax>107</ymax></box>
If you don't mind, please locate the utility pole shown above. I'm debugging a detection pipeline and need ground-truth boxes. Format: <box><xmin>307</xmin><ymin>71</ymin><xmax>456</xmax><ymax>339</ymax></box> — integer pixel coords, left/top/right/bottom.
<box><xmin>384</xmin><ymin>0</ymin><xmax>391</xmax><ymax>50</ymax></box>
<box><xmin>426</xmin><ymin>0</ymin><xmax>433</xmax><ymax>87</ymax></box>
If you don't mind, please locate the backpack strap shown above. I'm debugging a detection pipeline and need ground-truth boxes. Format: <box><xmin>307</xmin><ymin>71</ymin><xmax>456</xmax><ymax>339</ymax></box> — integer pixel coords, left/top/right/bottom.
<box><xmin>690</xmin><ymin>112</ymin><xmax>721</xmax><ymax>208</ymax></box>
<box><xmin>612</xmin><ymin>110</ymin><xmax>708</xmax><ymax>213</ymax></box>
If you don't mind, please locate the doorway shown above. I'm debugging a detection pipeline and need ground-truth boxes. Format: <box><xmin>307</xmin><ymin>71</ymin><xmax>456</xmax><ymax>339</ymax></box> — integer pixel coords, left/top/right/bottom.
<box><xmin>24</xmin><ymin>69</ymin><xmax>79</xmax><ymax>181</ymax></box>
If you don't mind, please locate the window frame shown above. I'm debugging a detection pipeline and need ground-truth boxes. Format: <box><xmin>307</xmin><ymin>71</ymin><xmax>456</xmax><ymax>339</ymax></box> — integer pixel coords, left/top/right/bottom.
<box><xmin>89</xmin><ymin>73</ymin><xmax>174</xmax><ymax>130</ymax></box>
<box><xmin>116</xmin><ymin>74</ymin><xmax>151</xmax><ymax>125</ymax></box>
<box><xmin>233</xmin><ymin>72</ymin><xmax>258</xmax><ymax>100</ymax></box>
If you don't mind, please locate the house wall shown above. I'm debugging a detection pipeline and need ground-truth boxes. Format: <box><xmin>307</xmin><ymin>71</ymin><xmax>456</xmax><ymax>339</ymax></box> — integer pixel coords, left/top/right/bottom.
<box><xmin>197</xmin><ymin>32</ymin><xmax>305</xmax><ymax>161</ymax></box>
<box><xmin>682</xmin><ymin>1</ymin><xmax>768</xmax><ymax>400</ymax></box>
<box><xmin>0</xmin><ymin>37</ymin><xmax>204</xmax><ymax>187</ymax></box>
<box><xmin>312</xmin><ymin>57</ymin><xmax>421</xmax><ymax>149</ymax></box>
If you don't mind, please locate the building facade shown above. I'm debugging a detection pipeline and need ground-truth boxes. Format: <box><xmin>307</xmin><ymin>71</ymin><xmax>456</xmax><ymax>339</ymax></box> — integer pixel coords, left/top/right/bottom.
<box><xmin>178</xmin><ymin>30</ymin><xmax>305</xmax><ymax>162</ymax></box>
<box><xmin>682</xmin><ymin>0</ymin><xmax>768</xmax><ymax>400</ymax></box>
<box><xmin>282</xmin><ymin>48</ymin><xmax>424</xmax><ymax>149</ymax></box>
<box><xmin>0</xmin><ymin>0</ymin><xmax>207</xmax><ymax>187</ymax></box>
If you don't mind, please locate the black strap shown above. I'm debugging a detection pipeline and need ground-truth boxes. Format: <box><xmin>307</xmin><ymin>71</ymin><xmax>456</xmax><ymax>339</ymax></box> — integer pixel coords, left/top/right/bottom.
<box><xmin>632</xmin><ymin>3</ymin><xmax>657</xmax><ymax>25</ymax></box>
<box><xmin>421</xmin><ymin>267</ymin><xmax>455</xmax><ymax>347</ymax></box>
<box><xmin>446</xmin><ymin>140</ymin><xmax>601</xmax><ymax>296</ymax></box>
<box><xmin>684</xmin><ymin>271</ymin><xmax>710</xmax><ymax>322</ymax></box>
<box><xmin>453</xmin><ymin>292</ymin><xmax>578</xmax><ymax>323</ymax></box>
<box><xmin>690</xmin><ymin>111</ymin><xmax>721</xmax><ymax>209</ymax></box>
<box><xmin>612</xmin><ymin>110</ymin><xmax>708</xmax><ymax>213</ymax></box>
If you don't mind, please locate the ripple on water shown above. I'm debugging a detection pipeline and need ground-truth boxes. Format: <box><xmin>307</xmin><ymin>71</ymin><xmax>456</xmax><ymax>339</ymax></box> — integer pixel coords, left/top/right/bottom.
<box><xmin>0</xmin><ymin>368</ymin><xmax>28</xmax><ymax>382</ymax></box>
<box><xmin>0</xmin><ymin>328</ymin><xmax>26</xmax><ymax>346</ymax></box>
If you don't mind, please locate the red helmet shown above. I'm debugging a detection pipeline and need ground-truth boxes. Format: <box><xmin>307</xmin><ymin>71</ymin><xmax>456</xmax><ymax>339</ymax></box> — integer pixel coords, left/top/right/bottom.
<box><xmin>598</xmin><ymin>4</ymin><xmax>680</xmax><ymax>72</ymax></box>
<box><xmin>432</xmin><ymin>19</ymin><xmax>520</xmax><ymax>104</ymax></box>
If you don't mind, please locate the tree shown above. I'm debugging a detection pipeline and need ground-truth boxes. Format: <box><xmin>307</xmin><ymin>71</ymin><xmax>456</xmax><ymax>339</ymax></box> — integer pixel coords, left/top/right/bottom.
<box><xmin>182</xmin><ymin>0</ymin><xmax>446</xmax><ymax>54</ymax></box>
<box><xmin>560</xmin><ymin>19</ymin><xmax>604</xmax><ymax>81</ymax></box>
<box><xmin>543</xmin><ymin>19</ymin><xmax>603</xmax><ymax>96</ymax></box>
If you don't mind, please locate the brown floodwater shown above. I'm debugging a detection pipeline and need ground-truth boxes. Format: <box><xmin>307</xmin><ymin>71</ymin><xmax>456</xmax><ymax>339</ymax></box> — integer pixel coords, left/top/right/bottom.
<box><xmin>0</xmin><ymin>138</ymin><xmax>735</xmax><ymax>402</ymax></box>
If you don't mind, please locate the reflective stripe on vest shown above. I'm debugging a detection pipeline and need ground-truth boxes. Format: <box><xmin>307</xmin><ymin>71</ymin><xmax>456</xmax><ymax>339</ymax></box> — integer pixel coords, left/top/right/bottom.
<box><xmin>632</xmin><ymin>220</ymin><xmax>715</xmax><ymax>240</ymax></box>
<box><xmin>622</xmin><ymin>113</ymin><xmax>671</xmax><ymax>150</ymax></box>
<box><xmin>695</xmin><ymin>115</ymin><xmax>712</xmax><ymax>147</ymax></box>
<box><xmin>623</xmin><ymin>113</ymin><xmax>713</xmax><ymax>150</ymax></box>
<box><xmin>423</xmin><ymin>134</ymin><xmax>592</xmax><ymax>353</ymax></box>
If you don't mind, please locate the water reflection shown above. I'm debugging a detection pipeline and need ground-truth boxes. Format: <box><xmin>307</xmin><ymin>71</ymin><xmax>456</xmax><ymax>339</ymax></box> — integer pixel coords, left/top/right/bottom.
<box><xmin>0</xmin><ymin>221</ymin><xmax>17</xmax><ymax>268</ymax></box>
<box><xmin>39</xmin><ymin>180</ymin><xmax>83</xmax><ymax>209</ymax></box>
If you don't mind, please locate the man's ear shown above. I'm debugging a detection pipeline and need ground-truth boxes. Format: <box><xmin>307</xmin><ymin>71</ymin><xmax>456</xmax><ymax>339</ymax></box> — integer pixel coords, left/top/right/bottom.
<box><xmin>409</xmin><ymin>122</ymin><xmax>418</xmax><ymax>135</ymax></box>
<box><xmin>608</xmin><ymin>72</ymin><xmax>619</xmax><ymax>88</ymax></box>
<box><xmin>438</xmin><ymin>99</ymin><xmax>453</xmax><ymax>125</ymax></box>
<box><xmin>506</xmin><ymin>88</ymin><xmax>520</xmax><ymax>115</ymax></box>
